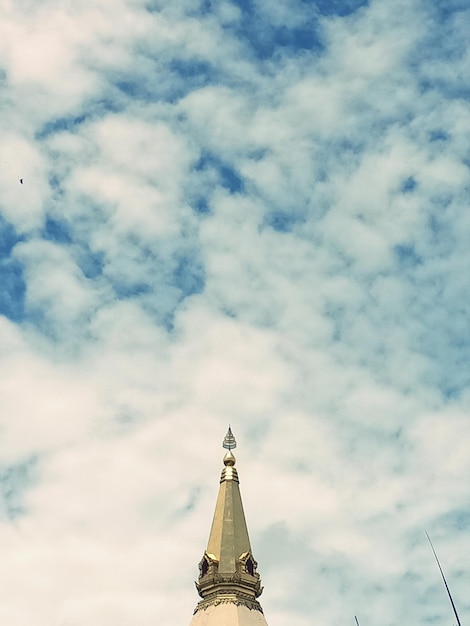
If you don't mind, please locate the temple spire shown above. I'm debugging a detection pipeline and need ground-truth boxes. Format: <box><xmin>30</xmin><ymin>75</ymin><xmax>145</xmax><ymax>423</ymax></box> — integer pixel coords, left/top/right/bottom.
<box><xmin>205</xmin><ymin>428</ymin><xmax>251</xmax><ymax>575</ymax></box>
<box><xmin>189</xmin><ymin>428</ymin><xmax>269</xmax><ymax>626</ymax></box>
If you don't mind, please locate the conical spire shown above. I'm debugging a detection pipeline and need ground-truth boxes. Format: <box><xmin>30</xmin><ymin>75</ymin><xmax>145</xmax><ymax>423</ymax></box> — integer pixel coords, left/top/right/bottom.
<box><xmin>204</xmin><ymin>429</ymin><xmax>251</xmax><ymax>575</ymax></box>
<box><xmin>189</xmin><ymin>428</ymin><xmax>269</xmax><ymax>626</ymax></box>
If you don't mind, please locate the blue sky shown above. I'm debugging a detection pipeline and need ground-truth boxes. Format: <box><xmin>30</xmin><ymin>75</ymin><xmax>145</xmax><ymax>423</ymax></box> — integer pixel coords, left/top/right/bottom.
<box><xmin>0</xmin><ymin>0</ymin><xmax>469</xmax><ymax>624</ymax></box>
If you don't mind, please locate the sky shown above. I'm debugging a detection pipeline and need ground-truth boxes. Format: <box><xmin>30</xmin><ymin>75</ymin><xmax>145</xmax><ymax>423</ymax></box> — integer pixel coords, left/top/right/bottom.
<box><xmin>0</xmin><ymin>0</ymin><xmax>469</xmax><ymax>624</ymax></box>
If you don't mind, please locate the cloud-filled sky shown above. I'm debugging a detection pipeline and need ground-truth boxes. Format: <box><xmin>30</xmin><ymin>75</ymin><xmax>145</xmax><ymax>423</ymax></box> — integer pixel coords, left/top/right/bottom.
<box><xmin>0</xmin><ymin>0</ymin><xmax>469</xmax><ymax>624</ymax></box>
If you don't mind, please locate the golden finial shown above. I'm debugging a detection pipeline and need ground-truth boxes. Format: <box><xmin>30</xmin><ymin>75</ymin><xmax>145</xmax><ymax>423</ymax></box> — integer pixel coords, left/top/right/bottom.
<box><xmin>221</xmin><ymin>427</ymin><xmax>238</xmax><ymax>478</ymax></box>
<box><xmin>223</xmin><ymin>449</ymin><xmax>236</xmax><ymax>467</ymax></box>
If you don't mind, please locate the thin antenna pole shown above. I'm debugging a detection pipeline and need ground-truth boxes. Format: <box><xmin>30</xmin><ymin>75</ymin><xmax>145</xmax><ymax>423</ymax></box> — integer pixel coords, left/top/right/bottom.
<box><xmin>355</xmin><ymin>617</ymin><xmax>360</xmax><ymax>626</ymax></box>
<box><xmin>425</xmin><ymin>531</ymin><xmax>461</xmax><ymax>626</ymax></box>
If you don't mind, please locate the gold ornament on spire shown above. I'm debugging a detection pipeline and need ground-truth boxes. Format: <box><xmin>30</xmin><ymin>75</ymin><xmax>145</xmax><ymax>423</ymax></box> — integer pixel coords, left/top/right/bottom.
<box><xmin>222</xmin><ymin>427</ymin><xmax>237</xmax><ymax>478</ymax></box>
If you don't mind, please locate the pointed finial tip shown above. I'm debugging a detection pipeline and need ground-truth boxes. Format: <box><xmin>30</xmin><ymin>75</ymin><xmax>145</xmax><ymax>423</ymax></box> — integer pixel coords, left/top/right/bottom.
<box><xmin>222</xmin><ymin>427</ymin><xmax>237</xmax><ymax>467</ymax></box>
<box><xmin>222</xmin><ymin>426</ymin><xmax>237</xmax><ymax>451</ymax></box>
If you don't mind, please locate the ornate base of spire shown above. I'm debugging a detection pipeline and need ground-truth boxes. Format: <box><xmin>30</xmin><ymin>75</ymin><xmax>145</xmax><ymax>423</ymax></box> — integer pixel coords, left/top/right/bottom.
<box><xmin>194</xmin><ymin>594</ymin><xmax>264</xmax><ymax>615</ymax></box>
<box><xmin>190</xmin><ymin>601</ymin><xmax>270</xmax><ymax>626</ymax></box>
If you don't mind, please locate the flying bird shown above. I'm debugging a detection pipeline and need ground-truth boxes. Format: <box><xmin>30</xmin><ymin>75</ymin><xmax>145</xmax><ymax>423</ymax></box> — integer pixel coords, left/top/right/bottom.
<box><xmin>19</xmin><ymin>178</ymin><xmax>24</xmax><ymax>184</ymax></box>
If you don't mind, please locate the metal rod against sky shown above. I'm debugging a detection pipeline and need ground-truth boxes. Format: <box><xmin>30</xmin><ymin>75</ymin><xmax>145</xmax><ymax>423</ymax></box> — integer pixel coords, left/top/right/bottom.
<box><xmin>425</xmin><ymin>531</ymin><xmax>462</xmax><ymax>626</ymax></box>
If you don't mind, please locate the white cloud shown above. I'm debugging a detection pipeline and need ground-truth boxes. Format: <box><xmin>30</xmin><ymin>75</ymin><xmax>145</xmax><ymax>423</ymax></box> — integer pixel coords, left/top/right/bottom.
<box><xmin>0</xmin><ymin>0</ymin><xmax>468</xmax><ymax>625</ymax></box>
